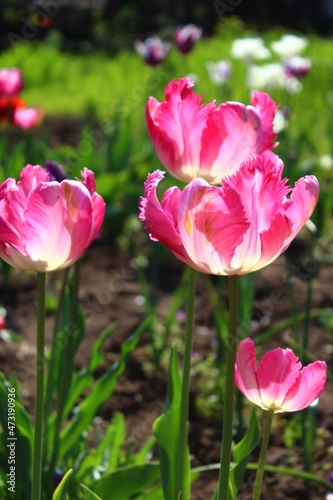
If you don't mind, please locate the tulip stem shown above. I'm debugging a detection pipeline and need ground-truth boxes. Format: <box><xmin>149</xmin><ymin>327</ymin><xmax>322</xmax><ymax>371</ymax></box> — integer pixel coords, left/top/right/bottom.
<box><xmin>176</xmin><ymin>266</ymin><xmax>197</xmax><ymax>500</ymax></box>
<box><xmin>217</xmin><ymin>274</ymin><xmax>239</xmax><ymax>500</ymax></box>
<box><xmin>32</xmin><ymin>272</ymin><xmax>46</xmax><ymax>500</ymax></box>
<box><xmin>253</xmin><ymin>409</ymin><xmax>274</xmax><ymax>500</ymax></box>
<box><xmin>48</xmin><ymin>261</ymin><xmax>81</xmax><ymax>487</ymax></box>
<box><xmin>43</xmin><ymin>267</ymin><xmax>70</xmax><ymax>461</ymax></box>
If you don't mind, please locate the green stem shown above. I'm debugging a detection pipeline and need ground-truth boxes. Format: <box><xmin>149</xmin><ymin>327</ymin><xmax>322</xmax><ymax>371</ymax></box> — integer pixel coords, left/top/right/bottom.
<box><xmin>31</xmin><ymin>272</ymin><xmax>46</xmax><ymax>500</ymax></box>
<box><xmin>217</xmin><ymin>274</ymin><xmax>239</xmax><ymax>500</ymax></box>
<box><xmin>47</xmin><ymin>261</ymin><xmax>81</xmax><ymax>488</ymax></box>
<box><xmin>43</xmin><ymin>267</ymin><xmax>70</xmax><ymax>461</ymax></box>
<box><xmin>253</xmin><ymin>409</ymin><xmax>274</xmax><ymax>500</ymax></box>
<box><xmin>175</xmin><ymin>267</ymin><xmax>197</xmax><ymax>500</ymax></box>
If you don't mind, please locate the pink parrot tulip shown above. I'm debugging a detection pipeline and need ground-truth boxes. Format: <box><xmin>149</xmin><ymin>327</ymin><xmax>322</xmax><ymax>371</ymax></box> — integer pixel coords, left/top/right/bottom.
<box><xmin>235</xmin><ymin>338</ymin><xmax>327</xmax><ymax>412</ymax></box>
<box><xmin>0</xmin><ymin>68</ymin><xmax>23</xmax><ymax>97</ymax></box>
<box><xmin>139</xmin><ymin>154</ymin><xmax>319</xmax><ymax>275</ymax></box>
<box><xmin>145</xmin><ymin>78</ymin><xmax>279</xmax><ymax>183</ymax></box>
<box><xmin>0</xmin><ymin>165</ymin><xmax>105</xmax><ymax>272</ymax></box>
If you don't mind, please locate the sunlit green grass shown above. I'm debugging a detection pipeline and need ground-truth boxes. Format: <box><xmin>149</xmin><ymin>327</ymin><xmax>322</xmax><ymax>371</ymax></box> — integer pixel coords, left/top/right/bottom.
<box><xmin>0</xmin><ymin>20</ymin><xmax>332</xmax><ymax>183</ymax></box>
<box><xmin>1</xmin><ymin>25</ymin><xmax>332</xmax><ymax>139</ymax></box>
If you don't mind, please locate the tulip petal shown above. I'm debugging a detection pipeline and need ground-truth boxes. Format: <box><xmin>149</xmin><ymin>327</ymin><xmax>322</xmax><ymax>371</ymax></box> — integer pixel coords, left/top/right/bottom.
<box><xmin>284</xmin><ymin>176</ymin><xmax>320</xmax><ymax>237</ymax></box>
<box><xmin>206</xmin><ymin>103</ymin><xmax>263</xmax><ymax>181</ymax></box>
<box><xmin>146</xmin><ymin>79</ymin><xmax>217</xmax><ymax>180</ymax></box>
<box><xmin>139</xmin><ymin>171</ymin><xmax>187</xmax><ymax>260</ymax></box>
<box><xmin>178</xmin><ymin>179</ymin><xmax>249</xmax><ymax>274</ymax></box>
<box><xmin>80</xmin><ymin>168</ymin><xmax>106</xmax><ymax>241</ymax></box>
<box><xmin>225</xmin><ymin>155</ymin><xmax>290</xmax><ymax>272</ymax></box>
<box><xmin>256</xmin><ymin>348</ymin><xmax>302</xmax><ymax>410</ymax></box>
<box><xmin>235</xmin><ymin>338</ymin><xmax>261</xmax><ymax>406</ymax></box>
<box><xmin>18</xmin><ymin>181</ymin><xmax>92</xmax><ymax>271</ymax></box>
<box><xmin>250</xmin><ymin>90</ymin><xmax>279</xmax><ymax>150</ymax></box>
<box><xmin>281</xmin><ymin>361</ymin><xmax>327</xmax><ymax>412</ymax></box>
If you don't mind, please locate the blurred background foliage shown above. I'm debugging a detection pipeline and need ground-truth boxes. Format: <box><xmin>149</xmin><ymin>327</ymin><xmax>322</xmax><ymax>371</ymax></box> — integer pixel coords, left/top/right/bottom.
<box><xmin>0</xmin><ymin>0</ymin><xmax>333</xmax><ymax>239</ymax></box>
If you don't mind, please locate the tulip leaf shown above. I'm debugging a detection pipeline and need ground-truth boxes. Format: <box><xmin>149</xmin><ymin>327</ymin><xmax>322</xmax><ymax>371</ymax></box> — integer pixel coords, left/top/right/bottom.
<box><xmin>153</xmin><ymin>345</ymin><xmax>190</xmax><ymax>500</ymax></box>
<box><xmin>0</xmin><ymin>373</ymin><xmax>33</xmax><ymax>498</ymax></box>
<box><xmin>67</xmin><ymin>477</ymin><xmax>102</xmax><ymax>500</ymax></box>
<box><xmin>93</xmin><ymin>463</ymin><xmax>161</xmax><ymax>498</ymax></box>
<box><xmin>228</xmin><ymin>407</ymin><xmax>261</xmax><ymax>500</ymax></box>
<box><xmin>62</xmin><ymin>322</ymin><xmax>117</xmax><ymax>418</ymax></box>
<box><xmin>95</xmin><ymin>411</ymin><xmax>126</xmax><ymax>473</ymax></box>
<box><xmin>52</xmin><ymin>468</ymin><xmax>73</xmax><ymax>499</ymax></box>
<box><xmin>46</xmin><ymin>323</ymin><xmax>116</xmax><ymax>454</ymax></box>
<box><xmin>59</xmin><ymin>317</ymin><xmax>151</xmax><ymax>458</ymax></box>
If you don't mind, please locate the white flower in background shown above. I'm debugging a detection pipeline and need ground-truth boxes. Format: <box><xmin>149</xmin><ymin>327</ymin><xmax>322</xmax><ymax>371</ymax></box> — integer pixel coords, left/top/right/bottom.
<box><xmin>185</xmin><ymin>73</ymin><xmax>199</xmax><ymax>84</ymax></box>
<box><xmin>230</xmin><ymin>37</ymin><xmax>271</xmax><ymax>64</ymax></box>
<box><xmin>247</xmin><ymin>63</ymin><xmax>302</xmax><ymax>93</ymax></box>
<box><xmin>284</xmin><ymin>55</ymin><xmax>312</xmax><ymax>79</ymax></box>
<box><xmin>319</xmin><ymin>154</ymin><xmax>333</xmax><ymax>169</ymax></box>
<box><xmin>273</xmin><ymin>108</ymin><xmax>288</xmax><ymax>133</ymax></box>
<box><xmin>206</xmin><ymin>60</ymin><xmax>232</xmax><ymax>85</ymax></box>
<box><xmin>271</xmin><ymin>34</ymin><xmax>308</xmax><ymax>59</ymax></box>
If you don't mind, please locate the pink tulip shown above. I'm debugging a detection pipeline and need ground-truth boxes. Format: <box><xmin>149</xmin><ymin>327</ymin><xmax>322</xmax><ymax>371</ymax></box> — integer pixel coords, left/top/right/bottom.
<box><xmin>174</xmin><ymin>24</ymin><xmax>202</xmax><ymax>54</ymax></box>
<box><xmin>139</xmin><ymin>154</ymin><xmax>319</xmax><ymax>275</ymax></box>
<box><xmin>146</xmin><ymin>78</ymin><xmax>279</xmax><ymax>183</ymax></box>
<box><xmin>0</xmin><ymin>68</ymin><xmax>23</xmax><ymax>97</ymax></box>
<box><xmin>12</xmin><ymin>106</ymin><xmax>43</xmax><ymax>129</ymax></box>
<box><xmin>235</xmin><ymin>338</ymin><xmax>327</xmax><ymax>412</ymax></box>
<box><xmin>0</xmin><ymin>165</ymin><xmax>105</xmax><ymax>272</ymax></box>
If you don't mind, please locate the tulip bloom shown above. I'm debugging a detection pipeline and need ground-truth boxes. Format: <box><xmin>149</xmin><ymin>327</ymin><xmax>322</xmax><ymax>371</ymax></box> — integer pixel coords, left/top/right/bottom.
<box><xmin>247</xmin><ymin>63</ymin><xmax>302</xmax><ymax>94</ymax></box>
<box><xmin>206</xmin><ymin>60</ymin><xmax>232</xmax><ymax>86</ymax></box>
<box><xmin>0</xmin><ymin>68</ymin><xmax>23</xmax><ymax>97</ymax></box>
<box><xmin>235</xmin><ymin>338</ymin><xmax>327</xmax><ymax>412</ymax></box>
<box><xmin>174</xmin><ymin>24</ymin><xmax>202</xmax><ymax>54</ymax></box>
<box><xmin>0</xmin><ymin>95</ymin><xmax>25</xmax><ymax>126</ymax></box>
<box><xmin>146</xmin><ymin>78</ymin><xmax>279</xmax><ymax>183</ymax></box>
<box><xmin>0</xmin><ymin>165</ymin><xmax>105</xmax><ymax>272</ymax></box>
<box><xmin>271</xmin><ymin>34</ymin><xmax>308</xmax><ymax>59</ymax></box>
<box><xmin>230</xmin><ymin>37</ymin><xmax>271</xmax><ymax>63</ymax></box>
<box><xmin>134</xmin><ymin>37</ymin><xmax>171</xmax><ymax>67</ymax></box>
<box><xmin>12</xmin><ymin>106</ymin><xmax>43</xmax><ymax>129</ymax></box>
<box><xmin>139</xmin><ymin>154</ymin><xmax>319</xmax><ymax>275</ymax></box>
<box><xmin>284</xmin><ymin>55</ymin><xmax>312</xmax><ymax>79</ymax></box>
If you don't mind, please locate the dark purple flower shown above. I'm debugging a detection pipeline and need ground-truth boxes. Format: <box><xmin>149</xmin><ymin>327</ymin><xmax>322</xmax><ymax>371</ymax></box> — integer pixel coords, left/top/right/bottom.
<box><xmin>54</xmin><ymin>468</ymin><xmax>64</xmax><ymax>488</ymax></box>
<box><xmin>44</xmin><ymin>159</ymin><xmax>69</xmax><ymax>182</ymax></box>
<box><xmin>134</xmin><ymin>37</ymin><xmax>171</xmax><ymax>67</ymax></box>
<box><xmin>284</xmin><ymin>56</ymin><xmax>312</xmax><ymax>79</ymax></box>
<box><xmin>174</xmin><ymin>24</ymin><xmax>202</xmax><ymax>54</ymax></box>
<box><xmin>328</xmin><ymin>470</ymin><xmax>333</xmax><ymax>484</ymax></box>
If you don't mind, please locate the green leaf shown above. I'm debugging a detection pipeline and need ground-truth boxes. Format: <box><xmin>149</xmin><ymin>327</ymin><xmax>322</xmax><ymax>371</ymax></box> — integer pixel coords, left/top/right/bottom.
<box><xmin>153</xmin><ymin>345</ymin><xmax>190</xmax><ymax>500</ymax></box>
<box><xmin>47</xmin><ymin>323</ymin><xmax>116</xmax><ymax>454</ymax></box>
<box><xmin>52</xmin><ymin>468</ymin><xmax>73</xmax><ymax>499</ymax></box>
<box><xmin>59</xmin><ymin>318</ymin><xmax>151</xmax><ymax>458</ymax></box>
<box><xmin>228</xmin><ymin>408</ymin><xmax>261</xmax><ymax>500</ymax></box>
<box><xmin>97</xmin><ymin>412</ymin><xmax>126</xmax><ymax>472</ymax></box>
<box><xmin>53</xmin><ymin>468</ymin><xmax>103</xmax><ymax>499</ymax></box>
<box><xmin>63</xmin><ymin>323</ymin><xmax>117</xmax><ymax>418</ymax></box>
<box><xmin>94</xmin><ymin>463</ymin><xmax>160</xmax><ymax>498</ymax></box>
<box><xmin>0</xmin><ymin>373</ymin><xmax>33</xmax><ymax>498</ymax></box>
<box><xmin>68</xmin><ymin>479</ymin><xmax>102</xmax><ymax>500</ymax></box>
<box><xmin>131</xmin><ymin>435</ymin><xmax>156</xmax><ymax>465</ymax></box>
